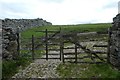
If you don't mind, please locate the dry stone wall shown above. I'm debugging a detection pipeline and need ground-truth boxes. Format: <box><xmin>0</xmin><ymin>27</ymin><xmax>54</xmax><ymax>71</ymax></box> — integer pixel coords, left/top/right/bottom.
<box><xmin>2</xmin><ymin>27</ymin><xmax>18</xmax><ymax>60</ymax></box>
<box><xmin>2</xmin><ymin>18</ymin><xmax>52</xmax><ymax>60</ymax></box>
<box><xmin>2</xmin><ymin>18</ymin><xmax>52</xmax><ymax>32</ymax></box>
<box><xmin>110</xmin><ymin>14</ymin><xmax>120</xmax><ymax>70</ymax></box>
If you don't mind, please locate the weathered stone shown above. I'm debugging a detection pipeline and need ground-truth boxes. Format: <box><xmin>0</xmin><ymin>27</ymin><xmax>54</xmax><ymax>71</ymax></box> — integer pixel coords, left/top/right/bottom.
<box><xmin>2</xmin><ymin>27</ymin><xmax>18</xmax><ymax>60</ymax></box>
<box><xmin>2</xmin><ymin>51</ymin><xmax>8</xmax><ymax>59</ymax></box>
<box><xmin>3</xmin><ymin>39</ymin><xmax>9</xmax><ymax>44</ymax></box>
<box><xmin>110</xmin><ymin>13</ymin><xmax>120</xmax><ymax>70</ymax></box>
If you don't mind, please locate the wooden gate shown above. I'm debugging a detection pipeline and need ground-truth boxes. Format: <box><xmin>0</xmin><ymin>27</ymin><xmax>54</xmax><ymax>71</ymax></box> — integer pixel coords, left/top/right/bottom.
<box><xmin>34</xmin><ymin>28</ymin><xmax>62</xmax><ymax>60</ymax></box>
<box><xmin>60</xmin><ymin>33</ymin><xmax>108</xmax><ymax>64</ymax></box>
<box><xmin>20</xmin><ymin>28</ymin><xmax>108</xmax><ymax>64</ymax></box>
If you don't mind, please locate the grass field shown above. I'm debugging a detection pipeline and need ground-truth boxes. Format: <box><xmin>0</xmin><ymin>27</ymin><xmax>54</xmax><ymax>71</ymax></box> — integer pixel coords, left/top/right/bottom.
<box><xmin>21</xmin><ymin>23</ymin><xmax>111</xmax><ymax>38</ymax></box>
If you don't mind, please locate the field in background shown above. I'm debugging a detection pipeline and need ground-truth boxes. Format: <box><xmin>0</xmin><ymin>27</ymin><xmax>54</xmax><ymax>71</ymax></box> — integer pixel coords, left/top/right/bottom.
<box><xmin>21</xmin><ymin>23</ymin><xmax>111</xmax><ymax>38</ymax></box>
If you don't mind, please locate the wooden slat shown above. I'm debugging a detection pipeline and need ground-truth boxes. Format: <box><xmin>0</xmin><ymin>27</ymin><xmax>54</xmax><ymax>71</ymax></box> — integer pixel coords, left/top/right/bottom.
<box><xmin>64</xmin><ymin>57</ymin><xmax>75</xmax><ymax>59</ymax></box>
<box><xmin>69</xmin><ymin>61</ymin><xmax>106</xmax><ymax>64</ymax></box>
<box><xmin>43</xmin><ymin>53</ymin><xmax>60</xmax><ymax>55</ymax></box>
<box><xmin>64</xmin><ymin>51</ymin><xmax>106</xmax><ymax>54</ymax></box>
<box><xmin>35</xmin><ymin>48</ymin><xmax>46</xmax><ymax>50</ymax></box>
<box><xmin>93</xmin><ymin>45</ymin><xmax>108</xmax><ymax>47</ymax></box>
<box><xmin>92</xmin><ymin>51</ymin><xmax>107</xmax><ymax>54</ymax></box>
<box><xmin>64</xmin><ymin>56</ymin><xmax>96</xmax><ymax>59</ymax></box>
<box><xmin>48</xmin><ymin>54</ymin><xmax>60</xmax><ymax>55</ymax></box>
<box><xmin>48</xmin><ymin>49</ymin><xmax>60</xmax><ymax>51</ymax></box>
<box><xmin>63</xmin><ymin>40</ymin><xmax>71</xmax><ymax>43</ymax></box>
<box><xmin>63</xmin><ymin>52</ymin><xmax>84</xmax><ymax>55</ymax></box>
<box><xmin>20</xmin><ymin>49</ymin><xmax>31</xmax><ymax>50</ymax></box>
<box><xmin>48</xmin><ymin>43</ymin><xmax>60</xmax><ymax>45</ymax></box>
<box><xmin>38</xmin><ymin>57</ymin><xmax>107</xmax><ymax>60</ymax></box>
<box><xmin>63</xmin><ymin>52</ymin><xmax>76</xmax><ymax>55</ymax></box>
<box><xmin>77</xmin><ymin>32</ymin><xmax>97</xmax><ymax>36</ymax></box>
<box><xmin>40</xmin><ymin>58</ymin><xmax>60</xmax><ymax>59</ymax></box>
<box><xmin>63</xmin><ymin>47</ymin><xmax>75</xmax><ymax>49</ymax></box>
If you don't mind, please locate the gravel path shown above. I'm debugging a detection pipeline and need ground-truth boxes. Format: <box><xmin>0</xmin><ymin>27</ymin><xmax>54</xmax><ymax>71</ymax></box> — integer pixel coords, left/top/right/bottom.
<box><xmin>12</xmin><ymin>58</ymin><xmax>61</xmax><ymax>78</ymax></box>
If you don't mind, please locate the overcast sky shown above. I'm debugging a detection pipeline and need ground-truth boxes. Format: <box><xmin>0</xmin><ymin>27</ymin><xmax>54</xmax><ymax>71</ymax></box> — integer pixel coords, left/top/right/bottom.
<box><xmin>0</xmin><ymin>0</ymin><xmax>119</xmax><ymax>25</ymax></box>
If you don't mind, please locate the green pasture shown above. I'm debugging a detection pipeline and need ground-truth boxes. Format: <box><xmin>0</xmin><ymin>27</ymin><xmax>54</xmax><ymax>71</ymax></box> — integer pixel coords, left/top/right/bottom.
<box><xmin>21</xmin><ymin>23</ymin><xmax>111</xmax><ymax>38</ymax></box>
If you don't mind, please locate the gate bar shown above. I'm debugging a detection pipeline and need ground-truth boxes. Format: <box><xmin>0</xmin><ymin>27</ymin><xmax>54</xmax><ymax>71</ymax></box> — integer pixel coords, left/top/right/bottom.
<box><xmin>107</xmin><ymin>28</ymin><xmax>111</xmax><ymax>63</ymax></box>
<box><xmin>75</xmin><ymin>42</ymin><xmax>77</xmax><ymax>63</ymax></box>
<box><xmin>45</xmin><ymin>29</ymin><xmax>48</xmax><ymax>60</ymax></box>
<box><xmin>32</xmin><ymin>35</ymin><xmax>35</xmax><ymax>60</ymax></box>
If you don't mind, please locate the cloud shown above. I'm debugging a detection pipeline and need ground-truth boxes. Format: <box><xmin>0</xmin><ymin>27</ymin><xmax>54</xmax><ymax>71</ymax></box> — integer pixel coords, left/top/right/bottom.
<box><xmin>39</xmin><ymin>0</ymin><xmax>65</xmax><ymax>3</ymax></box>
<box><xmin>0</xmin><ymin>0</ymin><xmax>119</xmax><ymax>25</ymax></box>
<box><xmin>0</xmin><ymin>0</ymin><xmax>31</xmax><ymax>18</ymax></box>
<box><xmin>1</xmin><ymin>3</ymin><xmax>27</xmax><ymax>13</ymax></box>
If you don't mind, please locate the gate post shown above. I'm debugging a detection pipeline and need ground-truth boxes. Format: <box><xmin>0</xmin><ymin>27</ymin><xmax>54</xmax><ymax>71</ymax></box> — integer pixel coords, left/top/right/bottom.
<box><xmin>60</xmin><ymin>31</ymin><xmax>62</xmax><ymax>61</ymax></box>
<box><xmin>32</xmin><ymin>35</ymin><xmax>35</xmax><ymax>60</ymax></box>
<box><xmin>16</xmin><ymin>27</ymin><xmax>20</xmax><ymax>56</ymax></box>
<box><xmin>75</xmin><ymin>42</ymin><xmax>77</xmax><ymax>63</ymax></box>
<box><xmin>45</xmin><ymin>29</ymin><xmax>48</xmax><ymax>60</ymax></box>
<box><xmin>60</xmin><ymin>30</ymin><xmax>65</xmax><ymax>63</ymax></box>
<box><xmin>16</xmin><ymin>33</ymin><xmax>20</xmax><ymax>55</ymax></box>
<box><xmin>60</xmin><ymin>27</ymin><xmax>63</xmax><ymax>61</ymax></box>
<box><xmin>107</xmin><ymin>28</ymin><xmax>111</xmax><ymax>63</ymax></box>
<box><xmin>62</xmin><ymin>42</ymin><xmax>64</xmax><ymax>63</ymax></box>
<box><xmin>74</xmin><ymin>33</ymin><xmax>78</xmax><ymax>63</ymax></box>
<box><xmin>60</xmin><ymin>34</ymin><xmax>64</xmax><ymax>62</ymax></box>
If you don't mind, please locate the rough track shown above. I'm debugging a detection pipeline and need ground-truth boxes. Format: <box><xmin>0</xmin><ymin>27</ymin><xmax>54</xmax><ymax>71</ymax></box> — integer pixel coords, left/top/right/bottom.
<box><xmin>12</xmin><ymin>56</ymin><xmax>61</xmax><ymax>78</ymax></box>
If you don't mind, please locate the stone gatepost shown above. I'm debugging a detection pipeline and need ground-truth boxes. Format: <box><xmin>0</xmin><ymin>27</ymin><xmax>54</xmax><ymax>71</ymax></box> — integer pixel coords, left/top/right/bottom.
<box><xmin>2</xmin><ymin>27</ymin><xmax>18</xmax><ymax>60</ymax></box>
<box><xmin>109</xmin><ymin>3</ymin><xmax>120</xmax><ymax>70</ymax></box>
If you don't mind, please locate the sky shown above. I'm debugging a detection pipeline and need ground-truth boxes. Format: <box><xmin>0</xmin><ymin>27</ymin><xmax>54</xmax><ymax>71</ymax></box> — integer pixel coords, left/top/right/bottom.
<box><xmin>0</xmin><ymin>0</ymin><xmax>119</xmax><ymax>25</ymax></box>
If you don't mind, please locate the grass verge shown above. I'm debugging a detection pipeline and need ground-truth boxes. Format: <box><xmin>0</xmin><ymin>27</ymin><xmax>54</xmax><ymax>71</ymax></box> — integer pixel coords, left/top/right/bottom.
<box><xmin>2</xmin><ymin>56</ymin><xmax>32</xmax><ymax>79</ymax></box>
<box><xmin>56</xmin><ymin>63</ymin><xmax>120</xmax><ymax>78</ymax></box>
